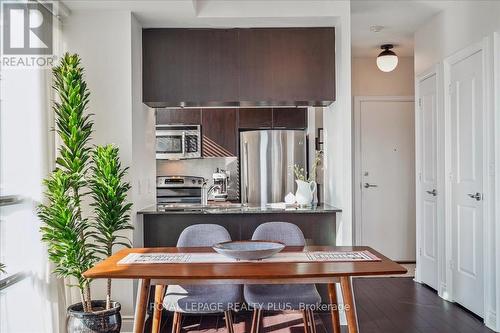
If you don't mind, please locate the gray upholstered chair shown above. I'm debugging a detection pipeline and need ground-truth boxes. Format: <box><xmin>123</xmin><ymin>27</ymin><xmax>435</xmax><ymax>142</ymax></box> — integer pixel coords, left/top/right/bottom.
<box><xmin>244</xmin><ymin>222</ymin><xmax>321</xmax><ymax>333</ymax></box>
<box><xmin>163</xmin><ymin>224</ymin><xmax>242</xmax><ymax>333</ymax></box>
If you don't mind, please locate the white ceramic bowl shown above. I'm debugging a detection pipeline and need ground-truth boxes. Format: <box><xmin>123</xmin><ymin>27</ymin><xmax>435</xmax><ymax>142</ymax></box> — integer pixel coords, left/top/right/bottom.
<box><xmin>213</xmin><ymin>240</ymin><xmax>285</xmax><ymax>260</ymax></box>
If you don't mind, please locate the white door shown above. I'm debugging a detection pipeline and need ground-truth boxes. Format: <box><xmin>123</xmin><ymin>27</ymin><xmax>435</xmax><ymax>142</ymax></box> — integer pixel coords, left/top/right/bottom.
<box><xmin>357</xmin><ymin>99</ymin><xmax>416</xmax><ymax>261</ymax></box>
<box><xmin>449</xmin><ymin>49</ymin><xmax>484</xmax><ymax>317</ymax></box>
<box><xmin>418</xmin><ymin>74</ymin><xmax>439</xmax><ymax>290</ymax></box>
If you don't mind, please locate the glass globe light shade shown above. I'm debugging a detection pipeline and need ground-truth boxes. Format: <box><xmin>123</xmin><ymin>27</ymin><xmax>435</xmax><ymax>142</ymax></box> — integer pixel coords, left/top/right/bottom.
<box><xmin>376</xmin><ymin>50</ymin><xmax>398</xmax><ymax>72</ymax></box>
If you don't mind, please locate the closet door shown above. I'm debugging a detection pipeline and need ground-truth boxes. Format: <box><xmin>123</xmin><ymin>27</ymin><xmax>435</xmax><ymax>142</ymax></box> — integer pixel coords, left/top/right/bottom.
<box><xmin>417</xmin><ymin>72</ymin><xmax>438</xmax><ymax>290</ymax></box>
<box><xmin>448</xmin><ymin>47</ymin><xmax>484</xmax><ymax>317</ymax></box>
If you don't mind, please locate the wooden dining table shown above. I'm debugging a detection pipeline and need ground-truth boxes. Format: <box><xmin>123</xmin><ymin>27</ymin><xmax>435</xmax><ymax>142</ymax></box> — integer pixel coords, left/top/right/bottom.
<box><xmin>84</xmin><ymin>246</ymin><xmax>406</xmax><ymax>333</ymax></box>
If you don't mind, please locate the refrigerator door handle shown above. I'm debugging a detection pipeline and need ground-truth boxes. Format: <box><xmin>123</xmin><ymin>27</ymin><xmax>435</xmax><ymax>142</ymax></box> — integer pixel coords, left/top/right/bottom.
<box><xmin>244</xmin><ymin>141</ymin><xmax>249</xmax><ymax>204</ymax></box>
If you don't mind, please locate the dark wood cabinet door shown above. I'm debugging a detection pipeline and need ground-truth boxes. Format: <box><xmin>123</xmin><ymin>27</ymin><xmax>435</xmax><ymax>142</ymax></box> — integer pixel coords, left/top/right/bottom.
<box><xmin>143</xmin><ymin>29</ymin><xmax>187</xmax><ymax>105</ymax></box>
<box><xmin>238</xmin><ymin>29</ymin><xmax>274</xmax><ymax>102</ymax></box>
<box><xmin>207</xmin><ymin>29</ymin><xmax>239</xmax><ymax>103</ymax></box>
<box><xmin>201</xmin><ymin>109</ymin><xmax>238</xmax><ymax>157</ymax></box>
<box><xmin>143</xmin><ymin>29</ymin><xmax>239</xmax><ymax>106</ymax></box>
<box><xmin>238</xmin><ymin>108</ymin><xmax>273</xmax><ymax>128</ymax></box>
<box><xmin>272</xmin><ymin>108</ymin><xmax>307</xmax><ymax>129</ymax></box>
<box><xmin>271</xmin><ymin>28</ymin><xmax>335</xmax><ymax>103</ymax></box>
<box><xmin>155</xmin><ymin>109</ymin><xmax>202</xmax><ymax>125</ymax></box>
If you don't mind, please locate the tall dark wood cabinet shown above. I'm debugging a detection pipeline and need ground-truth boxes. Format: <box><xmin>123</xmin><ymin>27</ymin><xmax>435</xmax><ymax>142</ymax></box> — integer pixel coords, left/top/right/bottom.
<box><xmin>143</xmin><ymin>27</ymin><xmax>335</xmax><ymax>107</ymax></box>
<box><xmin>201</xmin><ymin>109</ymin><xmax>238</xmax><ymax>157</ymax></box>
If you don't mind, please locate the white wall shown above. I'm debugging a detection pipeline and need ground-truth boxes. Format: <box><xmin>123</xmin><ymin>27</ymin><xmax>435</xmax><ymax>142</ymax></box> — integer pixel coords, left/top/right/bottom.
<box><xmin>415</xmin><ymin>1</ymin><xmax>500</xmax><ymax>75</ymax></box>
<box><xmin>323</xmin><ymin>3</ymin><xmax>352</xmax><ymax>246</ymax></box>
<box><xmin>414</xmin><ymin>2</ymin><xmax>500</xmax><ymax>330</ymax></box>
<box><xmin>62</xmin><ymin>10</ymin><xmax>155</xmax><ymax>331</ymax></box>
<box><xmin>352</xmin><ymin>57</ymin><xmax>414</xmax><ymax>96</ymax></box>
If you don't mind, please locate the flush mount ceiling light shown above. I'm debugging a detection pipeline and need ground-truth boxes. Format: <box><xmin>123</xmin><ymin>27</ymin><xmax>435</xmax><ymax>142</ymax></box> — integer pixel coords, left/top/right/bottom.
<box><xmin>376</xmin><ymin>44</ymin><xmax>398</xmax><ymax>72</ymax></box>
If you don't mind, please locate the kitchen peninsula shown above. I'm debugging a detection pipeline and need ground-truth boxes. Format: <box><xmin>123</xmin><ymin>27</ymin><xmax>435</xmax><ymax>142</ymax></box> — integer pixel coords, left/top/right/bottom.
<box><xmin>138</xmin><ymin>204</ymin><xmax>341</xmax><ymax>248</ymax></box>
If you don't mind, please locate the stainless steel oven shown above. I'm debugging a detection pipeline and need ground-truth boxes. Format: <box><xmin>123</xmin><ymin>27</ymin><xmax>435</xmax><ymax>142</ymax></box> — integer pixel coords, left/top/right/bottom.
<box><xmin>155</xmin><ymin>125</ymin><xmax>201</xmax><ymax>160</ymax></box>
<box><xmin>156</xmin><ymin>176</ymin><xmax>205</xmax><ymax>206</ymax></box>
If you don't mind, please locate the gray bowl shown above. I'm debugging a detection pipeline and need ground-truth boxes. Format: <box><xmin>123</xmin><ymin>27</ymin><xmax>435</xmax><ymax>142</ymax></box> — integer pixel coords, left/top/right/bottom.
<box><xmin>213</xmin><ymin>240</ymin><xmax>285</xmax><ymax>260</ymax></box>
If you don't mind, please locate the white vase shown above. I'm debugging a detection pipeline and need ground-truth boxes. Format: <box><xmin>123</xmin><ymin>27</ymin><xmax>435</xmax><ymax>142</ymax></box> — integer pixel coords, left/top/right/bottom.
<box><xmin>295</xmin><ymin>180</ymin><xmax>317</xmax><ymax>206</ymax></box>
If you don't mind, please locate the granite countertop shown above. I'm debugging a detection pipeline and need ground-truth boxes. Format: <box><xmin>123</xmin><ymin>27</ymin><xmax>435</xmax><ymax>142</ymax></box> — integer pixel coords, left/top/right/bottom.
<box><xmin>137</xmin><ymin>203</ymin><xmax>341</xmax><ymax>215</ymax></box>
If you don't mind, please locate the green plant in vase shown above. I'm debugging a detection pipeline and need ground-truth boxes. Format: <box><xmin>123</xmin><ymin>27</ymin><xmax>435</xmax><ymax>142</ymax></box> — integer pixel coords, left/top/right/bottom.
<box><xmin>90</xmin><ymin>144</ymin><xmax>133</xmax><ymax>310</ymax></box>
<box><xmin>38</xmin><ymin>53</ymin><xmax>96</xmax><ymax>312</ymax></box>
<box><xmin>37</xmin><ymin>53</ymin><xmax>132</xmax><ymax>332</ymax></box>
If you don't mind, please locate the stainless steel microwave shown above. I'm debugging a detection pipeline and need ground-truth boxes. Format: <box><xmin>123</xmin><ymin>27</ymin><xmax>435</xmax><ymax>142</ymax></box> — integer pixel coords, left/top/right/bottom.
<box><xmin>155</xmin><ymin>125</ymin><xmax>202</xmax><ymax>160</ymax></box>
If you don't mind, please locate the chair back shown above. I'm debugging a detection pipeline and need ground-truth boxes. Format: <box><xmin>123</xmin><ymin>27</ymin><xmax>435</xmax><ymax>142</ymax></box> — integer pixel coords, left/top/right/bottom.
<box><xmin>177</xmin><ymin>224</ymin><xmax>231</xmax><ymax>247</ymax></box>
<box><xmin>252</xmin><ymin>222</ymin><xmax>305</xmax><ymax>246</ymax></box>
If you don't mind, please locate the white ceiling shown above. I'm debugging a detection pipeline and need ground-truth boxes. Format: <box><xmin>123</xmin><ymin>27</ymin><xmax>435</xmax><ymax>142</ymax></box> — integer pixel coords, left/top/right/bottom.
<box><xmin>61</xmin><ymin>0</ymin><xmax>454</xmax><ymax>58</ymax></box>
<box><xmin>351</xmin><ymin>0</ymin><xmax>454</xmax><ymax>57</ymax></box>
<box><xmin>60</xmin><ymin>1</ymin><xmax>344</xmax><ymax>28</ymax></box>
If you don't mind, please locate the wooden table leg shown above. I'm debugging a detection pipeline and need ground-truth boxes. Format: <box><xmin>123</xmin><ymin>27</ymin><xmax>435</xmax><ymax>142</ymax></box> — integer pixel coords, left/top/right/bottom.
<box><xmin>340</xmin><ymin>276</ymin><xmax>359</xmax><ymax>333</ymax></box>
<box><xmin>133</xmin><ymin>278</ymin><xmax>151</xmax><ymax>333</ymax></box>
<box><xmin>151</xmin><ymin>284</ymin><xmax>167</xmax><ymax>333</ymax></box>
<box><xmin>301</xmin><ymin>310</ymin><xmax>310</xmax><ymax>333</ymax></box>
<box><xmin>327</xmin><ymin>283</ymin><xmax>341</xmax><ymax>333</ymax></box>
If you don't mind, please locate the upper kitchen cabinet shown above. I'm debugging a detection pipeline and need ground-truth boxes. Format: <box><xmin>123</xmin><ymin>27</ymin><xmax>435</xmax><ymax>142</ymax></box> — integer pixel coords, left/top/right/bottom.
<box><xmin>239</xmin><ymin>108</ymin><xmax>273</xmax><ymax>128</ymax></box>
<box><xmin>238</xmin><ymin>30</ymin><xmax>275</xmax><ymax>103</ymax></box>
<box><xmin>155</xmin><ymin>109</ymin><xmax>201</xmax><ymax>125</ymax></box>
<box><xmin>272</xmin><ymin>108</ymin><xmax>307</xmax><ymax>129</ymax></box>
<box><xmin>269</xmin><ymin>28</ymin><xmax>335</xmax><ymax>105</ymax></box>
<box><xmin>143</xmin><ymin>29</ymin><xmax>239</xmax><ymax>107</ymax></box>
<box><xmin>143</xmin><ymin>27</ymin><xmax>335</xmax><ymax>107</ymax></box>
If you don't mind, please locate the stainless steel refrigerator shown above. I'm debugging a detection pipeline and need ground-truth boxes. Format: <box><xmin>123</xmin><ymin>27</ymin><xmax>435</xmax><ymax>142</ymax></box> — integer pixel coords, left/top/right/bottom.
<box><xmin>240</xmin><ymin>130</ymin><xmax>307</xmax><ymax>205</ymax></box>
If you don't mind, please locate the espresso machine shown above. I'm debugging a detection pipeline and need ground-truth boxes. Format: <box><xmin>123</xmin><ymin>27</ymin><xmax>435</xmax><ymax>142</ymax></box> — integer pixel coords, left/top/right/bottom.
<box><xmin>210</xmin><ymin>168</ymin><xmax>230</xmax><ymax>201</ymax></box>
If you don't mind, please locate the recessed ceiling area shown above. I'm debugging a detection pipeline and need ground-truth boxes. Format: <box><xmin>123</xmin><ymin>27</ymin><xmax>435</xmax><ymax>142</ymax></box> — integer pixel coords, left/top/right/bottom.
<box><xmin>351</xmin><ymin>0</ymin><xmax>454</xmax><ymax>57</ymax></box>
<box><xmin>61</xmin><ymin>0</ymin><xmax>344</xmax><ymax>28</ymax></box>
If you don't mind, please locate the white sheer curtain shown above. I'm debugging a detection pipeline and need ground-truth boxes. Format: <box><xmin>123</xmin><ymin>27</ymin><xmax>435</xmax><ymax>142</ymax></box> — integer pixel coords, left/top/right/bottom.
<box><xmin>0</xmin><ymin>5</ymin><xmax>67</xmax><ymax>333</ymax></box>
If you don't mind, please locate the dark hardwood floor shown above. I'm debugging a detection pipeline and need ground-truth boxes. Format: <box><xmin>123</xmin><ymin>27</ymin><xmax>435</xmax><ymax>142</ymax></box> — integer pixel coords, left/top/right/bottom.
<box><xmin>145</xmin><ymin>277</ymin><xmax>493</xmax><ymax>333</ymax></box>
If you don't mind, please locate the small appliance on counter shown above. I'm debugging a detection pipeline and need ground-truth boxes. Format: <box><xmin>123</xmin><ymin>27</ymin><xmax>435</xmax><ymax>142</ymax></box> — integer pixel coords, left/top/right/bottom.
<box><xmin>210</xmin><ymin>168</ymin><xmax>230</xmax><ymax>202</ymax></box>
<box><xmin>156</xmin><ymin>175</ymin><xmax>205</xmax><ymax>207</ymax></box>
<box><xmin>155</xmin><ymin>125</ymin><xmax>201</xmax><ymax>160</ymax></box>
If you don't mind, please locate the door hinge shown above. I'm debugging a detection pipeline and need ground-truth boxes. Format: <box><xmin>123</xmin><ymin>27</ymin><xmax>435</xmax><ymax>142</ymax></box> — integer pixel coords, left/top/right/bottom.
<box><xmin>448</xmin><ymin>84</ymin><xmax>453</xmax><ymax>94</ymax></box>
<box><xmin>449</xmin><ymin>259</ymin><xmax>455</xmax><ymax>270</ymax></box>
<box><xmin>418</xmin><ymin>98</ymin><xmax>422</xmax><ymax>109</ymax></box>
<box><xmin>419</xmin><ymin>248</ymin><xmax>422</xmax><ymax>256</ymax></box>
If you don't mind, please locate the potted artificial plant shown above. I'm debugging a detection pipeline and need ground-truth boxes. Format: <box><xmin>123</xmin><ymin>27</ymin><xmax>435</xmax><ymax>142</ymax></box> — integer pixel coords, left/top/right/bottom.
<box><xmin>37</xmin><ymin>53</ymin><xmax>133</xmax><ymax>333</ymax></box>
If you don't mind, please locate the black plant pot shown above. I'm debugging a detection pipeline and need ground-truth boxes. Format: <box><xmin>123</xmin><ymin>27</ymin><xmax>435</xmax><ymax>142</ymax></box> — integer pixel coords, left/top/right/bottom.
<box><xmin>67</xmin><ymin>300</ymin><xmax>121</xmax><ymax>333</ymax></box>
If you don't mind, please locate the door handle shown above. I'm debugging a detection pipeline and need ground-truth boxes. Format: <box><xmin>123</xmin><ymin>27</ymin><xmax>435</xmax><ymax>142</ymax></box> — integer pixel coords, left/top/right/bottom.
<box><xmin>467</xmin><ymin>192</ymin><xmax>482</xmax><ymax>201</ymax></box>
<box><xmin>363</xmin><ymin>183</ymin><xmax>378</xmax><ymax>189</ymax></box>
<box><xmin>426</xmin><ymin>189</ymin><xmax>437</xmax><ymax>196</ymax></box>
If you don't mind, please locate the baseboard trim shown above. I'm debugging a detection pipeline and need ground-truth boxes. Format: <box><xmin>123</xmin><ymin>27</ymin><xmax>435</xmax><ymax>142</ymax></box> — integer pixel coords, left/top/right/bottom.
<box><xmin>121</xmin><ymin>315</ymin><xmax>134</xmax><ymax>333</ymax></box>
<box><xmin>485</xmin><ymin>310</ymin><xmax>497</xmax><ymax>332</ymax></box>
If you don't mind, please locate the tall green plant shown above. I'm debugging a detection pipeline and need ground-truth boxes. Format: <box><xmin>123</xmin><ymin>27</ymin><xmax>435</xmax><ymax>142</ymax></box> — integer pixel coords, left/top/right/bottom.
<box><xmin>38</xmin><ymin>53</ymin><xmax>96</xmax><ymax>312</ymax></box>
<box><xmin>89</xmin><ymin>145</ymin><xmax>132</xmax><ymax>310</ymax></box>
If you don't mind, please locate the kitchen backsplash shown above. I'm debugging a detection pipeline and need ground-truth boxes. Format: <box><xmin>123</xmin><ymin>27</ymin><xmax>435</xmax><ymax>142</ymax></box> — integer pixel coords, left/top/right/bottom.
<box><xmin>156</xmin><ymin>157</ymin><xmax>240</xmax><ymax>201</ymax></box>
